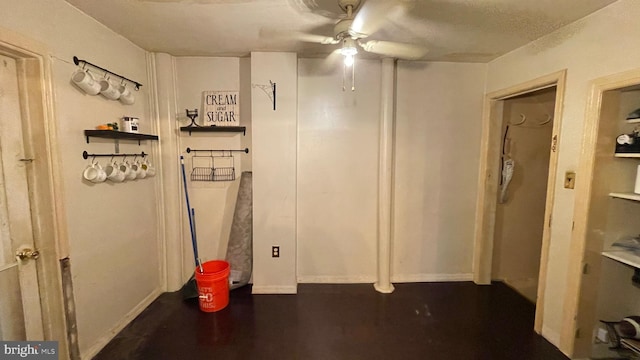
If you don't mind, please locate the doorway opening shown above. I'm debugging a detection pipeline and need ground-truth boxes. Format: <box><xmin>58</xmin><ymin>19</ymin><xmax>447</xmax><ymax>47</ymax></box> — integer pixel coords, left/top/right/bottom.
<box><xmin>473</xmin><ymin>70</ymin><xmax>566</xmax><ymax>334</ymax></box>
<box><xmin>492</xmin><ymin>87</ymin><xmax>556</xmax><ymax>303</ymax></box>
<box><xmin>0</xmin><ymin>31</ymin><xmax>69</xmax><ymax>355</ymax></box>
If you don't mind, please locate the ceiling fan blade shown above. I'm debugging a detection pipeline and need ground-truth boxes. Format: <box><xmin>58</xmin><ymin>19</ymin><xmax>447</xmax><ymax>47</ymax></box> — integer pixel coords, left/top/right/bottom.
<box><xmin>259</xmin><ymin>28</ymin><xmax>339</xmax><ymax>45</ymax></box>
<box><xmin>294</xmin><ymin>32</ymin><xmax>340</xmax><ymax>45</ymax></box>
<box><xmin>350</xmin><ymin>0</ymin><xmax>409</xmax><ymax>36</ymax></box>
<box><xmin>360</xmin><ymin>40</ymin><xmax>428</xmax><ymax>60</ymax></box>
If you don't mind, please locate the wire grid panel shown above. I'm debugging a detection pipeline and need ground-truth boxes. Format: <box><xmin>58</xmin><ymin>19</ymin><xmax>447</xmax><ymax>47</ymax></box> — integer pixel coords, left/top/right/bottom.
<box><xmin>212</xmin><ymin>155</ymin><xmax>235</xmax><ymax>181</ymax></box>
<box><xmin>191</xmin><ymin>155</ymin><xmax>214</xmax><ymax>181</ymax></box>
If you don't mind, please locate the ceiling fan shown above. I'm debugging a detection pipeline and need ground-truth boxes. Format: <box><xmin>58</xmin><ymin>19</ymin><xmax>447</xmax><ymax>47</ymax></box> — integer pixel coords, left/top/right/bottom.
<box><xmin>293</xmin><ymin>0</ymin><xmax>429</xmax><ymax>65</ymax></box>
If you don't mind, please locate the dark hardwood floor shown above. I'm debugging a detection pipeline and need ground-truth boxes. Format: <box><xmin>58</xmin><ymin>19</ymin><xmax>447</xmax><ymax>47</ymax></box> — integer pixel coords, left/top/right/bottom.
<box><xmin>94</xmin><ymin>282</ymin><xmax>569</xmax><ymax>360</ymax></box>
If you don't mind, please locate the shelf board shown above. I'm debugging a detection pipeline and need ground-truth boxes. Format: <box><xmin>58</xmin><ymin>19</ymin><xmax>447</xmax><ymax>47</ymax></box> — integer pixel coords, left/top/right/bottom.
<box><xmin>84</xmin><ymin>130</ymin><xmax>158</xmax><ymax>143</ymax></box>
<box><xmin>615</xmin><ymin>153</ymin><xmax>640</xmax><ymax>158</ymax></box>
<box><xmin>609</xmin><ymin>192</ymin><xmax>640</xmax><ymax>201</ymax></box>
<box><xmin>180</xmin><ymin>126</ymin><xmax>246</xmax><ymax>136</ymax></box>
<box><xmin>602</xmin><ymin>249</ymin><xmax>640</xmax><ymax>269</ymax></box>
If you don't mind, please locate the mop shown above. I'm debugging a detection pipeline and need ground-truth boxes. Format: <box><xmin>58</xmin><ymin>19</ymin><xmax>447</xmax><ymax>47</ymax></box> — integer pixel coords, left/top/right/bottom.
<box><xmin>180</xmin><ymin>155</ymin><xmax>203</xmax><ymax>299</ymax></box>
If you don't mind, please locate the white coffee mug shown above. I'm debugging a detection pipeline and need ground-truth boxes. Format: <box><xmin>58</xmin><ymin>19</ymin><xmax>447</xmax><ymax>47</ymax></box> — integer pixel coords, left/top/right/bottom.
<box><xmin>134</xmin><ymin>160</ymin><xmax>147</xmax><ymax>179</ymax></box>
<box><xmin>105</xmin><ymin>160</ymin><xmax>125</xmax><ymax>183</ymax></box>
<box><xmin>120</xmin><ymin>161</ymin><xmax>135</xmax><ymax>181</ymax></box>
<box><xmin>130</xmin><ymin>161</ymin><xmax>143</xmax><ymax>180</ymax></box>
<box><xmin>83</xmin><ymin>162</ymin><xmax>106</xmax><ymax>183</ymax></box>
<box><xmin>118</xmin><ymin>84</ymin><xmax>135</xmax><ymax>105</ymax></box>
<box><xmin>71</xmin><ymin>69</ymin><xmax>101</xmax><ymax>95</ymax></box>
<box><xmin>99</xmin><ymin>77</ymin><xmax>121</xmax><ymax>100</ymax></box>
<box><xmin>144</xmin><ymin>159</ymin><xmax>156</xmax><ymax>177</ymax></box>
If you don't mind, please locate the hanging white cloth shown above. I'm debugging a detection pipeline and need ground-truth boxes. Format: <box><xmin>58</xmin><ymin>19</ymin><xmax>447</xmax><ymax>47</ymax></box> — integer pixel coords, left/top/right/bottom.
<box><xmin>499</xmin><ymin>158</ymin><xmax>514</xmax><ymax>204</ymax></box>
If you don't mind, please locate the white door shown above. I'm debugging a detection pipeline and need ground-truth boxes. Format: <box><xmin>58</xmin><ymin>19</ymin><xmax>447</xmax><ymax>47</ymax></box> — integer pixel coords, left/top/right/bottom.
<box><xmin>0</xmin><ymin>54</ymin><xmax>44</xmax><ymax>340</ymax></box>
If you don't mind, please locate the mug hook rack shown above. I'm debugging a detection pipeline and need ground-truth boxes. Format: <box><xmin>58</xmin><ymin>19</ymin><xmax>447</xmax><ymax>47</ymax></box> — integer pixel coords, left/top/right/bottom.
<box><xmin>73</xmin><ymin>56</ymin><xmax>143</xmax><ymax>90</ymax></box>
<box><xmin>83</xmin><ymin>150</ymin><xmax>147</xmax><ymax>160</ymax></box>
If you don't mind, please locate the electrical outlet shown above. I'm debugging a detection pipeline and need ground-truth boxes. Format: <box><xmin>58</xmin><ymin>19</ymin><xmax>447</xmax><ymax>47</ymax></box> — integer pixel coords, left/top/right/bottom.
<box><xmin>272</xmin><ymin>246</ymin><xmax>280</xmax><ymax>258</ymax></box>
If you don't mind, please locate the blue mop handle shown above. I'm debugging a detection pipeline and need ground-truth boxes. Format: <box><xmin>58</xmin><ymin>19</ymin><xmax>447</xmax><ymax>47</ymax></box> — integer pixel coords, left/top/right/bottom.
<box><xmin>180</xmin><ymin>156</ymin><xmax>199</xmax><ymax>266</ymax></box>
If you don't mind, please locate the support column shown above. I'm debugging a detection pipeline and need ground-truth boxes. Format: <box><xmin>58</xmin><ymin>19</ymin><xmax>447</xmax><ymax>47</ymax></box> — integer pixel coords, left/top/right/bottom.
<box><xmin>250</xmin><ymin>52</ymin><xmax>298</xmax><ymax>294</ymax></box>
<box><xmin>151</xmin><ymin>53</ymin><xmax>183</xmax><ymax>291</ymax></box>
<box><xmin>374</xmin><ymin>58</ymin><xmax>395</xmax><ymax>294</ymax></box>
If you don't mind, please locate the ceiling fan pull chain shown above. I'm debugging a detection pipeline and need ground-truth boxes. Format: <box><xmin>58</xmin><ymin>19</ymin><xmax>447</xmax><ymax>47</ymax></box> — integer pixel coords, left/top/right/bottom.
<box><xmin>351</xmin><ymin>57</ymin><xmax>356</xmax><ymax>91</ymax></box>
<box><xmin>342</xmin><ymin>60</ymin><xmax>346</xmax><ymax>91</ymax></box>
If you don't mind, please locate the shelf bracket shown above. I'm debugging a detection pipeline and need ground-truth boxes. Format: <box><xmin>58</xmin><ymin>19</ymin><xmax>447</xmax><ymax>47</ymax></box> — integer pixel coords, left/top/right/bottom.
<box><xmin>252</xmin><ymin>80</ymin><xmax>276</xmax><ymax>111</ymax></box>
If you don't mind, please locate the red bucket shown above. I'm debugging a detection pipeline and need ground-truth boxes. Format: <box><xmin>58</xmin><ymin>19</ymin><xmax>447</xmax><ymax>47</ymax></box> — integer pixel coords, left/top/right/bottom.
<box><xmin>194</xmin><ymin>260</ymin><xmax>230</xmax><ymax>312</ymax></box>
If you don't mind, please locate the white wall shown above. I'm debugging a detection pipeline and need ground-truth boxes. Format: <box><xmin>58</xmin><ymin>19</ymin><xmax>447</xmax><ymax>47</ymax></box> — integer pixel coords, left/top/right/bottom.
<box><xmin>393</xmin><ymin>62</ymin><xmax>487</xmax><ymax>282</ymax></box>
<box><xmin>0</xmin><ymin>0</ymin><xmax>161</xmax><ymax>357</ymax></box>
<box><xmin>297</xmin><ymin>59</ymin><xmax>381</xmax><ymax>283</ymax></box>
<box><xmin>174</xmin><ymin>57</ymin><xmax>245</xmax><ymax>271</ymax></box>
<box><xmin>239</xmin><ymin>57</ymin><xmax>252</xmax><ymax>173</ymax></box>
<box><xmin>251</xmin><ymin>52</ymin><xmax>297</xmax><ymax>293</ymax></box>
<box><xmin>485</xmin><ymin>0</ymin><xmax>640</xmax><ymax>347</ymax></box>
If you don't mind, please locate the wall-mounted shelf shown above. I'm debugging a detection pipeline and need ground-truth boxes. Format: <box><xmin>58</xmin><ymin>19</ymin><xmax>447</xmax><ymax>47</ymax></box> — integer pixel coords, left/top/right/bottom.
<box><xmin>602</xmin><ymin>249</ymin><xmax>640</xmax><ymax>269</ymax></box>
<box><xmin>609</xmin><ymin>192</ymin><xmax>640</xmax><ymax>201</ymax></box>
<box><xmin>84</xmin><ymin>130</ymin><xmax>158</xmax><ymax>145</ymax></box>
<box><xmin>180</xmin><ymin>126</ymin><xmax>246</xmax><ymax>136</ymax></box>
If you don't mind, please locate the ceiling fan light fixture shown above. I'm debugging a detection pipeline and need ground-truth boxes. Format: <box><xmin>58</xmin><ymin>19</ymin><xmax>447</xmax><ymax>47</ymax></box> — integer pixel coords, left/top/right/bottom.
<box><xmin>340</xmin><ymin>38</ymin><xmax>358</xmax><ymax>67</ymax></box>
<box><xmin>343</xmin><ymin>54</ymin><xmax>355</xmax><ymax>67</ymax></box>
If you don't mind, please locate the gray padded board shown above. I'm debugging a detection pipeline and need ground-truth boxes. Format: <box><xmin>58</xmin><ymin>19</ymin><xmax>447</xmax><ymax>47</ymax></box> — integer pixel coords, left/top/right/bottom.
<box><xmin>225</xmin><ymin>171</ymin><xmax>253</xmax><ymax>290</ymax></box>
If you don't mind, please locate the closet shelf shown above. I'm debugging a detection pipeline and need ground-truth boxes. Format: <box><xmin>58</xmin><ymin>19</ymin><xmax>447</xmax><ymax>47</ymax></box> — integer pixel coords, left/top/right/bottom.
<box><xmin>615</xmin><ymin>153</ymin><xmax>640</xmax><ymax>158</ymax></box>
<box><xmin>602</xmin><ymin>249</ymin><xmax>640</xmax><ymax>269</ymax></box>
<box><xmin>609</xmin><ymin>192</ymin><xmax>640</xmax><ymax>201</ymax></box>
<box><xmin>180</xmin><ymin>126</ymin><xmax>246</xmax><ymax>136</ymax></box>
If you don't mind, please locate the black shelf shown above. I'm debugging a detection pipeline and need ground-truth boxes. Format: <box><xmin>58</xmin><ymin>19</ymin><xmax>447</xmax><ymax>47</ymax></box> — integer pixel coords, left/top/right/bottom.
<box><xmin>84</xmin><ymin>130</ymin><xmax>158</xmax><ymax>145</ymax></box>
<box><xmin>180</xmin><ymin>126</ymin><xmax>246</xmax><ymax>136</ymax></box>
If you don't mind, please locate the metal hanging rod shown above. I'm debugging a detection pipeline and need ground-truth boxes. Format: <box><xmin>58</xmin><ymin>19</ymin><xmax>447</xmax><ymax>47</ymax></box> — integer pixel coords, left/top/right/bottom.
<box><xmin>186</xmin><ymin>147</ymin><xmax>249</xmax><ymax>154</ymax></box>
<box><xmin>83</xmin><ymin>151</ymin><xmax>147</xmax><ymax>160</ymax></box>
<box><xmin>73</xmin><ymin>56</ymin><xmax>143</xmax><ymax>90</ymax></box>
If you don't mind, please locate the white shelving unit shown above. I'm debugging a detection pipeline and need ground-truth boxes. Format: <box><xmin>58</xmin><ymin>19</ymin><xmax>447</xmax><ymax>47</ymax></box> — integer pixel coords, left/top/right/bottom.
<box><xmin>574</xmin><ymin>85</ymin><xmax>640</xmax><ymax>358</ymax></box>
<box><xmin>602</xmin><ymin>249</ymin><xmax>640</xmax><ymax>269</ymax></box>
<box><xmin>609</xmin><ymin>192</ymin><xmax>640</xmax><ymax>201</ymax></box>
<box><xmin>615</xmin><ymin>153</ymin><xmax>640</xmax><ymax>158</ymax></box>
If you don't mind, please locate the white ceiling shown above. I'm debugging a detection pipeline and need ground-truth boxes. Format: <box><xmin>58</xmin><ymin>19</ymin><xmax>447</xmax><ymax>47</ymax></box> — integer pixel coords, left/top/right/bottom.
<box><xmin>64</xmin><ymin>0</ymin><xmax>617</xmax><ymax>62</ymax></box>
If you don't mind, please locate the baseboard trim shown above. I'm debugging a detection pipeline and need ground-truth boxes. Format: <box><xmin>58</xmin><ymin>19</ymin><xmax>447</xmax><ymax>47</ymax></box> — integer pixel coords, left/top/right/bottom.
<box><xmin>81</xmin><ymin>287</ymin><xmax>162</xmax><ymax>360</ymax></box>
<box><xmin>297</xmin><ymin>275</ymin><xmax>376</xmax><ymax>283</ymax></box>
<box><xmin>296</xmin><ymin>274</ymin><xmax>473</xmax><ymax>284</ymax></box>
<box><xmin>391</xmin><ymin>273</ymin><xmax>474</xmax><ymax>283</ymax></box>
<box><xmin>251</xmin><ymin>285</ymin><xmax>298</xmax><ymax>294</ymax></box>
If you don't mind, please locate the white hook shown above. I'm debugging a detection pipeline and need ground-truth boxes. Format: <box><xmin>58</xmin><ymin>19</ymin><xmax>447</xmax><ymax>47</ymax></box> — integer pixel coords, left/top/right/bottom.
<box><xmin>509</xmin><ymin>113</ymin><xmax>526</xmax><ymax>126</ymax></box>
<box><xmin>539</xmin><ymin>114</ymin><xmax>552</xmax><ymax>125</ymax></box>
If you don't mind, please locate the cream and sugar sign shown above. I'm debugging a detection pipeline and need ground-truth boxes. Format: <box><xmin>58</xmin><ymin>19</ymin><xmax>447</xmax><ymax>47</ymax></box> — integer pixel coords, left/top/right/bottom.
<box><xmin>203</xmin><ymin>91</ymin><xmax>239</xmax><ymax>126</ymax></box>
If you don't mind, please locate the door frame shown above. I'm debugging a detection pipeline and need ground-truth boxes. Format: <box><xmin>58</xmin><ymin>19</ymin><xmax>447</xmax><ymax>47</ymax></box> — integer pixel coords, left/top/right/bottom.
<box><xmin>0</xmin><ymin>27</ymin><xmax>69</xmax><ymax>356</ymax></box>
<box><xmin>558</xmin><ymin>67</ymin><xmax>640</xmax><ymax>358</ymax></box>
<box><xmin>472</xmin><ymin>70</ymin><xmax>567</xmax><ymax>333</ymax></box>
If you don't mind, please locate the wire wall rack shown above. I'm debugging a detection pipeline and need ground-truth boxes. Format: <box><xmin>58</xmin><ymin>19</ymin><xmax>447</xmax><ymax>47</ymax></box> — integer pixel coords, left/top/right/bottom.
<box><xmin>186</xmin><ymin>148</ymin><xmax>249</xmax><ymax>182</ymax></box>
